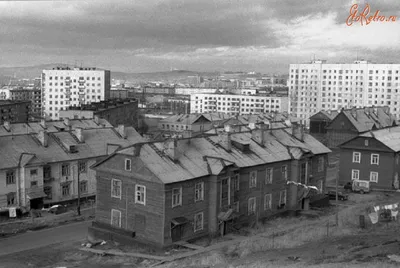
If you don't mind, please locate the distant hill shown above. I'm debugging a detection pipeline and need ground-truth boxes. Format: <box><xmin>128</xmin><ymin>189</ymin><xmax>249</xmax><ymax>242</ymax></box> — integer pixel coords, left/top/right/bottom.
<box><xmin>0</xmin><ymin>64</ymin><xmax>218</xmax><ymax>84</ymax></box>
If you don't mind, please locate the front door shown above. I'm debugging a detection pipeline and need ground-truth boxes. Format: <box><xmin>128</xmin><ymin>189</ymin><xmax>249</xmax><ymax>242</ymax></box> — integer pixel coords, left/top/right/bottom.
<box><xmin>171</xmin><ymin>224</ymin><xmax>184</xmax><ymax>242</ymax></box>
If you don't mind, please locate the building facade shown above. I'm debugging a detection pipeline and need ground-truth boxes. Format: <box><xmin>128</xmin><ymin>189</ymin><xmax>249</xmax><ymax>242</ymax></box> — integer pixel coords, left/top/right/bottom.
<box><xmin>289</xmin><ymin>60</ymin><xmax>400</xmax><ymax>125</ymax></box>
<box><xmin>0</xmin><ymin>119</ymin><xmax>144</xmax><ymax>212</ymax></box>
<box><xmin>10</xmin><ymin>88</ymin><xmax>42</xmax><ymax>119</ymax></box>
<box><xmin>0</xmin><ymin>100</ymin><xmax>31</xmax><ymax>124</ymax></box>
<box><xmin>338</xmin><ymin>126</ymin><xmax>400</xmax><ymax>190</ymax></box>
<box><xmin>59</xmin><ymin>99</ymin><xmax>138</xmax><ymax>128</ymax></box>
<box><xmin>91</xmin><ymin>124</ymin><xmax>330</xmax><ymax>247</ymax></box>
<box><xmin>41</xmin><ymin>66</ymin><xmax>111</xmax><ymax>120</ymax></box>
<box><xmin>190</xmin><ymin>93</ymin><xmax>289</xmax><ymax>116</ymax></box>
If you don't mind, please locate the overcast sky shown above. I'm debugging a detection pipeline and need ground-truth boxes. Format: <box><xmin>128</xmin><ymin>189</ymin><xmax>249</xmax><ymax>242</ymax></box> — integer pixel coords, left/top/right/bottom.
<box><xmin>0</xmin><ymin>0</ymin><xmax>399</xmax><ymax>73</ymax></box>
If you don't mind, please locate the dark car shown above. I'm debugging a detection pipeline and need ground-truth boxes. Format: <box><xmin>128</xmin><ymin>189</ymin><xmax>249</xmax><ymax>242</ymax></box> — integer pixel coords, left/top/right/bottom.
<box><xmin>327</xmin><ymin>190</ymin><xmax>349</xmax><ymax>201</ymax></box>
<box><xmin>48</xmin><ymin>204</ymin><xmax>68</xmax><ymax>215</ymax></box>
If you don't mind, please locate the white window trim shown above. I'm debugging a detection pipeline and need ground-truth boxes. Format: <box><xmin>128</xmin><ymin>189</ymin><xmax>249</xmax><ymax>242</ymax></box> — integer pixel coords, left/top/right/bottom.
<box><xmin>265</xmin><ymin>168</ymin><xmax>273</xmax><ymax>184</ymax></box>
<box><xmin>249</xmin><ymin>171</ymin><xmax>257</xmax><ymax>188</ymax></box>
<box><xmin>371</xmin><ymin>154</ymin><xmax>379</xmax><ymax>165</ymax></box>
<box><xmin>111</xmin><ymin>179</ymin><xmax>122</xmax><ymax>199</ymax></box>
<box><xmin>125</xmin><ymin>158</ymin><xmax>132</xmax><ymax>171</ymax></box>
<box><xmin>172</xmin><ymin>187</ymin><xmax>182</xmax><ymax>208</ymax></box>
<box><xmin>135</xmin><ymin>185</ymin><xmax>146</xmax><ymax>205</ymax></box>
<box><xmin>195</xmin><ymin>182</ymin><xmax>204</xmax><ymax>202</ymax></box>
<box><xmin>111</xmin><ymin>209</ymin><xmax>121</xmax><ymax>228</ymax></box>
<box><xmin>264</xmin><ymin>194</ymin><xmax>272</xmax><ymax>210</ymax></box>
<box><xmin>370</xmin><ymin>171</ymin><xmax>379</xmax><ymax>183</ymax></box>
<box><xmin>353</xmin><ymin>152</ymin><xmax>361</xmax><ymax>163</ymax></box>
<box><xmin>194</xmin><ymin>212</ymin><xmax>204</xmax><ymax>232</ymax></box>
<box><xmin>248</xmin><ymin>197</ymin><xmax>256</xmax><ymax>215</ymax></box>
<box><xmin>351</xmin><ymin>169</ymin><xmax>360</xmax><ymax>180</ymax></box>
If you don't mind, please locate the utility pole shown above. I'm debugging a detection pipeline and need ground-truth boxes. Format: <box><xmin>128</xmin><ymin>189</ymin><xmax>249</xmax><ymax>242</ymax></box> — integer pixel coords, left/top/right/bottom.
<box><xmin>76</xmin><ymin>165</ymin><xmax>81</xmax><ymax>216</ymax></box>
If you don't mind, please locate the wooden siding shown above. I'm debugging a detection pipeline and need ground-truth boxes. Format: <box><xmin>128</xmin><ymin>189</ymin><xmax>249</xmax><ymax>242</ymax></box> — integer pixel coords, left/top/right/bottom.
<box><xmin>326</xmin><ymin>113</ymin><xmax>358</xmax><ymax>148</ymax></box>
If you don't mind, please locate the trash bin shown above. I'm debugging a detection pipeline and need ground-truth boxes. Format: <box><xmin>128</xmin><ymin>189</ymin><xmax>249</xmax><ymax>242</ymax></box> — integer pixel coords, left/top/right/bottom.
<box><xmin>359</xmin><ymin>215</ymin><xmax>365</xmax><ymax>229</ymax></box>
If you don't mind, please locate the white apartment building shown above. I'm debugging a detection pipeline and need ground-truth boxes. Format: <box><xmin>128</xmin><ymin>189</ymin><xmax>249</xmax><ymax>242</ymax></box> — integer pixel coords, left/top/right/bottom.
<box><xmin>289</xmin><ymin>60</ymin><xmax>400</xmax><ymax>125</ymax></box>
<box><xmin>41</xmin><ymin>67</ymin><xmax>111</xmax><ymax>120</ymax></box>
<box><xmin>190</xmin><ymin>93</ymin><xmax>289</xmax><ymax>115</ymax></box>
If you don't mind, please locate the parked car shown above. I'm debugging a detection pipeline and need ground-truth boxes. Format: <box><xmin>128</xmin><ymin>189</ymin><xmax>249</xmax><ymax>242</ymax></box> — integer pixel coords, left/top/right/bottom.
<box><xmin>326</xmin><ymin>190</ymin><xmax>349</xmax><ymax>201</ymax></box>
<box><xmin>48</xmin><ymin>204</ymin><xmax>68</xmax><ymax>215</ymax></box>
<box><xmin>344</xmin><ymin>180</ymin><xmax>370</xmax><ymax>194</ymax></box>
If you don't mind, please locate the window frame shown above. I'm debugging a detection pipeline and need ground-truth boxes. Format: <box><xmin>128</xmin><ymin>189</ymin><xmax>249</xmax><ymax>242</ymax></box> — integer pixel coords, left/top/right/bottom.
<box><xmin>249</xmin><ymin>171</ymin><xmax>257</xmax><ymax>188</ymax></box>
<box><xmin>30</xmin><ymin>169</ymin><xmax>38</xmax><ymax>176</ymax></box>
<box><xmin>194</xmin><ymin>182</ymin><xmax>204</xmax><ymax>202</ymax></box>
<box><xmin>61</xmin><ymin>163</ymin><xmax>70</xmax><ymax>176</ymax></box>
<box><xmin>248</xmin><ymin>197</ymin><xmax>256</xmax><ymax>215</ymax></box>
<box><xmin>318</xmin><ymin>156</ymin><xmax>324</xmax><ymax>172</ymax></box>
<box><xmin>172</xmin><ymin>187</ymin><xmax>182</xmax><ymax>208</ymax></box>
<box><xmin>80</xmin><ymin>181</ymin><xmax>88</xmax><ymax>193</ymax></box>
<box><xmin>6</xmin><ymin>170</ymin><xmax>15</xmax><ymax>185</ymax></box>
<box><xmin>370</xmin><ymin>171</ymin><xmax>379</xmax><ymax>183</ymax></box>
<box><xmin>78</xmin><ymin>161</ymin><xmax>87</xmax><ymax>173</ymax></box>
<box><xmin>352</xmin><ymin>152</ymin><xmax>361</xmax><ymax>163</ymax></box>
<box><xmin>279</xmin><ymin>190</ymin><xmax>287</xmax><ymax>207</ymax></box>
<box><xmin>62</xmin><ymin>184</ymin><xmax>70</xmax><ymax>196</ymax></box>
<box><xmin>281</xmin><ymin>165</ymin><xmax>288</xmax><ymax>180</ymax></box>
<box><xmin>233</xmin><ymin>174</ymin><xmax>240</xmax><ymax>191</ymax></box>
<box><xmin>194</xmin><ymin>212</ymin><xmax>204</xmax><ymax>232</ymax></box>
<box><xmin>351</xmin><ymin>169</ymin><xmax>360</xmax><ymax>180</ymax></box>
<box><xmin>111</xmin><ymin>179</ymin><xmax>122</xmax><ymax>199</ymax></box>
<box><xmin>265</xmin><ymin>168</ymin><xmax>273</xmax><ymax>184</ymax></box>
<box><xmin>371</xmin><ymin>154</ymin><xmax>379</xmax><ymax>165</ymax></box>
<box><xmin>264</xmin><ymin>194</ymin><xmax>272</xmax><ymax>210</ymax></box>
<box><xmin>135</xmin><ymin>184</ymin><xmax>146</xmax><ymax>205</ymax></box>
<box><xmin>125</xmin><ymin>158</ymin><xmax>132</xmax><ymax>171</ymax></box>
<box><xmin>111</xmin><ymin>209</ymin><xmax>122</xmax><ymax>228</ymax></box>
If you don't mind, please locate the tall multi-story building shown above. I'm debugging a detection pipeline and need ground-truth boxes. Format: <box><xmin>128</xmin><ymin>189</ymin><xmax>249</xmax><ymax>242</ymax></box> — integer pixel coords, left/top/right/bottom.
<box><xmin>289</xmin><ymin>60</ymin><xmax>400</xmax><ymax>126</ymax></box>
<box><xmin>0</xmin><ymin>100</ymin><xmax>30</xmax><ymax>124</ymax></box>
<box><xmin>190</xmin><ymin>93</ymin><xmax>289</xmax><ymax>116</ymax></box>
<box><xmin>10</xmin><ymin>88</ymin><xmax>42</xmax><ymax>119</ymax></box>
<box><xmin>41</xmin><ymin>66</ymin><xmax>111</xmax><ymax>120</ymax></box>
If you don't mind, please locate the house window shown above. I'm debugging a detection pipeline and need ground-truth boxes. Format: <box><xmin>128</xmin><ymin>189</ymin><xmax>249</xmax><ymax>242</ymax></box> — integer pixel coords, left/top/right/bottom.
<box><xmin>248</xmin><ymin>197</ymin><xmax>256</xmax><ymax>215</ymax></box>
<box><xmin>6</xmin><ymin>171</ymin><xmax>15</xmax><ymax>184</ymax></box>
<box><xmin>7</xmin><ymin>192</ymin><xmax>16</xmax><ymax>206</ymax></box>
<box><xmin>78</xmin><ymin>161</ymin><xmax>87</xmax><ymax>173</ymax></box>
<box><xmin>249</xmin><ymin>171</ymin><xmax>257</xmax><ymax>188</ymax></box>
<box><xmin>62</xmin><ymin>184</ymin><xmax>70</xmax><ymax>196</ymax></box>
<box><xmin>279</xmin><ymin>190</ymin><xmax>287</xmax><ymax>208</ymax></box>
<box><xmin>30</xmin><ymin>169</ymin><xmax>38</xmax><ymax>176</ymax></box>
<box><xmin>111</xmin><ymin>179</ymin><xmax>122</xmax><ymax>199</ymax></box>
<box><xmin>318</xmin><ymin>157</ymin><xmax>324</xmax><ymax>172</ymax></box>
<box><xmin>281</xmin><ymin>165</ymin><xmax>287</xmax><ymax>180</ymax></box>
<box><xmin>111</xmin><ymin>209</ymin><xmax>122</xmax><ymax>228</ymax></box>
<box><xmin>194</xmin><ymin>212</ymin><xmax>204</xmax><ymax>232</ymax></box>
<box><xmin>44</xmin><ymin>186</ymin><xmax>52</xmax><ymax>199</ymax></box>
<box><xmin>31</xmin><ymin>181</ymin><xmax>38</xmax><ymax>187</ymax></box>
<box><xmin>43</xmin><ymin>165</ymin><xmax>51</xmax><ymax>178</ymax></box>
<box><xmin>80</xmin><ymin>181</ymin><xmax>88</xmax><ymax>193</ymax></box>
<box><xmin>135</xmin><ymin>185</ymin><xmax>146</xmax><ymax>205</ymax></box>
<box><xmin>233</xmin><ymin>201</ymin><xmax>240</xmax><ymax>212</ymax></box>
<box><xmin>264</xmin><ymin>194</ymin><xmax>272</xmax><ymax>210</ymax></box>
<box><xmin>265</xmin><ymin>168</ymin><xmax>273</xmax><ymax>184</ymax></box>
<box><xmin>172</xmin><ymin>188</ymin><xmax>182</xmax><ymax>207</ymax></box>
<box><xmin>195</xmin><ymin>182</ymin><xmax>204</xmax><ymax>202</ymax></box>
<box><xmin>370</xmin><ymin>171</ymin><xmax>379</xmax><ymax>183</ymax></box>
<box><xmin>365</xmin><ymin>139</ymin><xmax>369</xmax><ymax>146</ymax></box>
<box><xmin>233</xmin><ymin>174</ymin><xmax>240</xmax><ymax>191</ymax></box>
<box><xmin>352</xmin><ymin>152</ymin><xmax>361</xmax><ymax>163</ymax></box>
<box><xmin>61</xmin><ymin>164</ymin><xmax>70</xmax><ymax>176</ymax></box>
<box><xmin>371</xmin><ymin>154</ymin><xmax>379</xmax><ymax>165</ymax></box>
<box><xmin>352</xmin><ymin>169</ymin><xmax>360</xmax><ymax>180</ymax></box>
<box><xmin>125</xmin><ymin>159</ymin><xmax>131</xmax><ymax>171</ymax></box>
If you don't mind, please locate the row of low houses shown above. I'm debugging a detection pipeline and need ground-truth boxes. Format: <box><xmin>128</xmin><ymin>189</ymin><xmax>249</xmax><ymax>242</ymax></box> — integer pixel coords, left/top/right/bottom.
<box><xmin>0</xmin><ymin>119</ymin><xmax>144</xmax><ymax>211</ymax></box>
<box><xmin>90</xmin><ymin>123</ymin><xmax>331</xmax><ymax>247</ymax></box>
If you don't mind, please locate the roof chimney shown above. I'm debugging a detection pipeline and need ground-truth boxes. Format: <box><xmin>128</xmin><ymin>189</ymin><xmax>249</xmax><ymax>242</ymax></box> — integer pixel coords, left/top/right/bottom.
<box><xmin>168</xmin><ymin>139</ymin><xmax>181</xmax><ymax>162</ymax></box>
<box><xmin>251</xmin><ymin>128</ymin><xmax>266</xmax><ymax>147</ymax></box>
<box><xmin>74</xmin><ymin>127</ymin><xmax>84</xmax><ymax>142</ymax></box>
<box><xmin>37</xmin><ymin>130</ymin><xmax>48</xmax><ymax>147</ymax></box>
<box><xmin>219</xmin><ymin>130</ymin><xmax>232</xmax><ymax>151</ymax></box>
<box><xmin>117</xmin><ymin>124</ymin><xmax>126</xmax><ymax>138</ymax></box>
<box><xmin>134</xmin><ymin>143</ymin><xmax>143</xmax><ymax>156</ymax></box>
<box><xmin>64</xmin><ymin>117</ymin><xmax>70</xmax><ymax>126</ymax></box>
<box><xmin>94</xmin><ymin>115</ymin><xmax>100</xmax><ymax>125</ymax></box>
<box><xmin>40</xmin><ymin>118</ymin><xmax>47</xmax><ymax>129</ymax></box>
<box><xmin>3</xmin><ymin>121</ymin><xmax>10</xmax><ymax>132</ymax></box>
<box><xmin>351</xmin><ymin>107</ymin><xmax>357</xmax><ymax>119</ymax></box>
<box><xmin>248</xmin><ymin>122</ymin><xmax>256</xmax><ymax>130</ymax></box>
<box><xmin>292</xmin><ymin>122</ymin><xmax>304</xmax><ymax>142</ymax></box>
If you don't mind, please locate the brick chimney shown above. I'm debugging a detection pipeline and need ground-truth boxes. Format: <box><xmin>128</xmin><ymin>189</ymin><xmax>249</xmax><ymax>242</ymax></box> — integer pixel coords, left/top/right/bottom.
<box><xmin>117</xmin><ymin>124</ymin><xmax>126</xmax><ymax>138</ymax></box>
<box><xmin>251</xmin><ymin>128</ymin><xmax>266</xmax><ymax>146</ymax></box>
<box><xmin>292</xmin><ymin>122</ymin><xmax>304</xmax><ymax>142</ymax></box>
<box><xmin>3</xmin><ymin>121</ymin><xmax>10</xmax><ymax>132</ymax></box>
<box><xmin>74</xmin><ymin>127</ymin><xmax>84</xmax><ymax>142</ymax></box>
<box><xmin>134</xmin><ymin>143</ymin><xmax>143</xmax><ymax>156</ymax></box>
<box><xmin>219</xmin><ymin>126</ymin><xmax>232</xmax><ymax>151</ymax></box>
<box><xmin>168</xmin><ymin>139</ymin><xmax>181</xmax><ymax>162</ymax></box>
<box><xmin>248</xmin><ymin>122</ymin><xmax>256</xmax><ymax>130</ymax></box>
<box><xmin>37</xmin><ymin>130</ymin><xmax>48</xmax><ymax>147</ymax></box>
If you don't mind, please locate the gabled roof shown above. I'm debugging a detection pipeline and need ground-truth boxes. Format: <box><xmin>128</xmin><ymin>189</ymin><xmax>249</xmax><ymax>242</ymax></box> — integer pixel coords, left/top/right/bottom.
<box><xmin>0</xmin><ymin>126</ymin><xmax>144</xmax><ymax>170</ymax></box>
<box><xmin>160</xmin><ymin>114</ymin><xmax>210</xmax><ymax>125</ymax></box>
<box><xmin>359</xmin><ymin>126</ymin><xmax>400</xmax><ymax>152</ymax></box>
<box><xmin>310</xmin><ymin>110</ymin><xmax>339</xmax><ymax>121</ymax></box>
<box><xmin>0</xmin><ymin>119</ymin><xmax>113</xmax><ymax>137</ymax></box>
<box><xmin>337</xmin><ymin>106</ymin><xmax>396</xmax><ymax>133</ymax></box>
<box><xmin>107</xmin><ymin>127</ymin><xmax>330</xmax><ymax>184</ymax></box>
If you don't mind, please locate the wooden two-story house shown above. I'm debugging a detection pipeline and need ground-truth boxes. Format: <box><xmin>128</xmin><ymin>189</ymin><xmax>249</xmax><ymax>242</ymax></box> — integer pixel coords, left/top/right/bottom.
<box><xmin>339</xmin><ymin>125</ymin><xmax>400</xmax><ymax>190</ymax></box>
<box><xmin>91</xmin><ymin>123</ymin><xmax>331</xmax><ymax>247</ymax></box>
